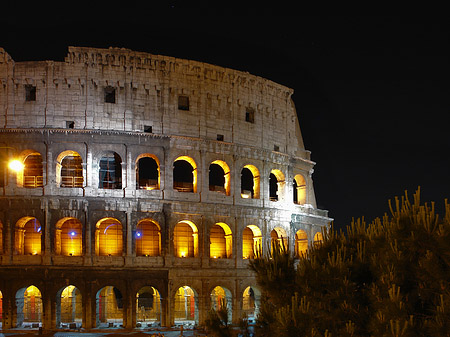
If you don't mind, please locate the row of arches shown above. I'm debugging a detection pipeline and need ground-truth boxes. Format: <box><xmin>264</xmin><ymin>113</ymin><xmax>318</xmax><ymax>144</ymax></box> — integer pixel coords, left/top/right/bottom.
<box><xmin>8</xmin><ymin>149</ymin><xmax>308</xmax><ymax>204</ymax></box>
<box><xmin>0</xmin><ymin>284</ymin><xmax>259</xmax><ymax>328</ymax></box>
<box><xmin>0</xmin><ymin>217</ymin><xmax>322</xmax><ymax>258</ymax></box>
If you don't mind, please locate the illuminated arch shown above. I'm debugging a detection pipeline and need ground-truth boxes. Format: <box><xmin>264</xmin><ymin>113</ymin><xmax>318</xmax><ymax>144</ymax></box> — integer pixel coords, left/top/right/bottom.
<box><xmin>314</xmin><ymin>232</ymin><xmax>324</xmax><ymax>247</ymax></box>
<box><xmin>173</xmin><ymin>220</ymin><xmax>199</xmax><ymax>258</ymax></box>
<box><xmin>242</xmin><ymin>286</ymin><xmax>261</xmax><ymax>319</ymax></box>
<box><xmin>295</xmin><ymin>229</ymin><xmax>308</xmax><ymax>257</ymax></box>
<box><xmin>56</xmin><ymin>150</ymin><xmax>83</xmax><ymax>188</ymax></box>
<box><xmin>270</xmin><ymin>227</ymin><xmax>288</xmax><ymax>252</ymax></box>
<box><xmin>242</xmin><ymin>225</ymin><xmax>262</xmax><ymax>259</ymax></box>
<box><xmin>99</xmin><ymin>152</ymin><xmax>122</xmax><ymax>189</ymax></box>
<box><xmin>173</xmin><ymin>156</ymin><xmax>197</xmax><ymax>193</ymax></box>
<box><xmin>96</xmin><ymin>286</ymin><xmax>123</xmax><ymax>328</ymax></box>
<box><xmin>135</xmin><ymin>219</ymin><xmax>161</xmax><ymax>256</ymax></box>
<box><xmin>136</xmin><ymin>286</ymin><xmax>162</xmax><ymax>326</ymax></box>
<box><xmin>293</xmin><ymin>174</ymin><xmax>307</xmax><ymax>205</ymax></box>
<box><xmin>174</xmin><ymin>286</ymin><xmax>199</xmax><ymax>323</ymax></box>
<box><xmin>209</xmin><ymin>160</ymin><xmax>231</xmax><ymax>196</ymax></box>
<box><xmin>55</xmin><ymin>217</ymin><xmax>83</xmax><ymax>256</ymax></box>
<box><xmin>16</xmin><ymin>285</ymin><xmax>42</xmax><ymax>328</ymax></box>
<box><xmin>269</xmin><ymin>169</ymin><xmax>285</xmax><ymax>202</ymax></box>
<box><xmin>15</xmin><ymin>149</ymin><xmax>43</xmax><ymax>188</ymax></box>
<box><xmin>241</xmin><ymin>165</ymin><xmax>260</xmax><ymax>199</ymax></box>
<box><xmin>136</xmin><ymin>154</ymin><xmax>160</xmax><ymax>190</ymax></box>
<box><xmin>95</xmin><ymin>218</ymin><xmax>123</xmax><ymax>256</ymax></box>
<box><xmin>210</xmin><ymin>286</ymin><xmax>232</xmax><ymax>323</ymax></box>
<box><xmin>210</xmin><ymin>222</ymin><xmax>232</xmax><ymax>259</ymax></box>
<box><xmin>15</xmin><ymin>217</ymin><xmax>42</xmax><ymax>255</ymax></box>
<box><xmin>56</xmin><ymin>285</ymin><xmax>82</xmax><ymax>328</ymax></box>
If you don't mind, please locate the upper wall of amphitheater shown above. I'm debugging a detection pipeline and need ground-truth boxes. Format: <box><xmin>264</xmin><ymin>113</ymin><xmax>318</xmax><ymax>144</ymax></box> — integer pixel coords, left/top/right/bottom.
<box><xmin>0</xmin><ymin>46</ymin><xmax>308</xmax><ymax>159</ymax></box>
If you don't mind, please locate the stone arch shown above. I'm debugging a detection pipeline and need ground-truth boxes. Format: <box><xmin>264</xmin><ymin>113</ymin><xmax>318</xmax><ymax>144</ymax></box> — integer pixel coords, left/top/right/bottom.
<box><xmin>56</xmin><ymin>285</ymin><xmax>82</xmax><ymax>328</ymax></box>
<box><xmin>136</xmin><ymin>153</ymin><xmax>160</xmax><ymax>190</ymax></box>
<box><xmin>242</xmin><ymin>285</ymin><xmax>261</xmax><ymax>320</ymax></box>
<box><xmin>242</xmin><ymin>225</ymin><xmax>262</xmax><ymax>259</ymax></box>
<box><xmin>240</xmin><ymin>164</ymin><xmax>260</xmax><ymax>199</ymax></box>
<box><xmin>55</xmin><ymin>217</ymin><xmax>83</xmax><ymax>256</ymax></box>
<box><xmin>136</xmin><ymin>286</ymin><xmax>162</xmax><ymax>327</ymax></box>
<box><xmin>173</xmin><ymin>285</ymin><xmax>199</xmax><ymax>324</ymax></box>
<box><xmin>210</xmin><ymin>222</ymin><xmax>232</xmax><ymax>259</ymax></box>
<box><xmin>293</xmin><ymin>174</ymin><xmax>307</xmax><ymax>205</ymax></box>
<box><xmin>209</xmin><ymin>160</ymin><xmax>231</xmax><ymax>196</ymax></box>
<box><xmin>56</xmin><ymin>150</ymin><xmax>84</xmax><ymax>188</ymax></box>
<box><xmin>210</xmin><ymin>286</ymin><xmax>232</xmax><ymax>323</ymax></box>
<box><xmin>95</xmin><ymin>218</ymin><xmax>123</xmax><ymax>256</ymax></box>
<box><xmin>99</xmin><ymin>151</ymin><xmax>122</xmax><ymax>189</ymax></box>
<box><xmin>15</xmin><ymin>285</ymin><xmax>42</xmax><ymax>328</ymax></box>
<box><xmin>270</xmin><ymin>227</ymin><xmax>288</xmax><ymax>252</ymax></box>
<box><xmin>15</xmin><ymin>149</ymin><xmax>43</xmax><ymax>188</ymax></box>
<box><xmin>95</xmin><ymin>286</ymin><xmax>123</xmax><ymax>328</ymax></box>
<box><xmin>15</xmin><ymin>217</ymin><xmax>42</xmax><ymax>255</ymax></box>
<box><xmin>173</xmin><ymin>156</ymin><xmax>197</xmax><ymax>193</ymax></box>
<box><xmin>135</xmin><ymin>219</ymin><xmax>161</xmax><ymax>256</ymax></box>
<box><xmin>173</xmin><ymin>220</ymin><xmax>199</xmax><ymax>258</ymax></box>
<box><xmin>295</xmin><ymin>229</ymin><xmax>308</xmax><ymax>257</ymax></box>
<box><xmin>269</xmin><ymin>169</ymin><xmax>285</xmax><ymax>202</ymax></box>
<box><xmin>314</xmin><ymin>231</ymin><xmax>324</xmax><ymax>246</ymax></box>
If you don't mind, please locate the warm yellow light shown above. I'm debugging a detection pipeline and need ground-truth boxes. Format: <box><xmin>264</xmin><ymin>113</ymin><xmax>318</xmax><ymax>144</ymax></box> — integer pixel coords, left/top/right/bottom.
<box><xmin>180</xmin><ymin>251</ymin><xmax>186</xmax><ymax>258</ymax></box>
<box><xmin>9</xmin><ymin>159</ymin><xmax>24</xmax><ymax>172</ymax></box>
<box><xmin>241</xmin><ymin>193</ymin><xmax>251</xmax><ymax>199</ymax></box>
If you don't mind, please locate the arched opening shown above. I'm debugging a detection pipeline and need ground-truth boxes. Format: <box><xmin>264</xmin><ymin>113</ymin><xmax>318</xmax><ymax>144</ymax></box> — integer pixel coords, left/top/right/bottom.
<box><xmin>15</xmin><ymin>217</ymin><xmax>42</xmax><ymax>255</ymax></box>
<box><xmin>136</xmin><ymin>286</ymin><xmax>161</xmax><ymax>327</ymax></box>
<box><xmin>16</xmin><ymin>285</ymin><xmax>42</xmax><ymax>328</ymax></box>
<box><xmin>16</xmin><ymin>150</ymin><xmax>43</xmax><ymax>188</ymax></box>
<box><xmin>269</xmin><ymin>169</ymin><xmax>285</xmax><ymax>202</ymax></box>
<box><xmin>55</xmin><ymin>218</ymin><xmax>82</xmax><ymax>256</ymax></box>
<box><xmin>99</xmin><ymin>152</ymin><xmax>122</xmax><ymax>189</ymax></box>
<box><xmin>270</xmin><ymin>227</ymin><xmax>288</xmax><ymax>253</ymax></box>
<box><xmin>135</xmin><ymin>219</ymin><xmax>161</xmax><ymax>257</ymax></box>
<box><xmin>210</xmin><ymin>286</ymin><xmax>232</xmax><ymax>323</ymax></box>
<box><xmin>0</xmin><ymin>290</ymin><xmax>3</xmax><ymax>328</ymax></box>
<box><xmin>210</xmin><ymin>223</ymin><xmax>232</xmax><ymax>259</ymax></box>
<box><xmin>96</xmin><ymin>286</ymin><xmax>123</xmax><ymax>328</ymax></box>
<box><xmin>174</xmin><ymin>286</ymin><xmax>198</xmax><ymax>324</ymax></box>
<box><xmin>173</xmin><ymin>156</ymin><xmax>197</xmax><ymax>193</ymax></box>
<box><xmin>95</xmin><ymin>218</ymin><xmax>123</xmax><ymax>256</ymax></box>
<box><xmin>293</xmin><ymin>174</ymin><xmax>306</xmax><ymax>205</ymax></box>
<box><xmin>136</xmin><ymin>155</ymin><xmax>160</xmax><ymax>190</ymax></box>
<box><xmin>57</xmin><ymin>151</ymin><xmax>83</xmax><ymax>188</ymax></box>
<box><xmin>173</xmin><ymin>221</ymin><xmax>198</xmax><ymax>258</ymax></box>
<box><xmin>242</xmin><ymin>225</ymin><xmax>262</xmax><ymax>259</ymax></box>
<box><xmin>314</xmin><ymin>231</ymin><xmax>324</xmax><ymax>247</ymax></box>
<box><xmin>56</xmin><ymin>285</ymin><xmax>82</xmax><ymax>329</ymax></box>
<box><xmin>295</xmin><ymin>229</ymin><xmax>308</xmax><ymax>257</ymax></box>
<box><xmin>242</xmin><ymin>286</ymin><xmax>261</xmax><ymax>320</ymax></box>
<box><xmin>241</xmin><ymin>165</ymin><xmax>260</xmax><ymax>199</ymax></box>
<box><xmin>209</xmin><ymin>160</ymin><xmax>230</xmax><ymax>195</ymax></box>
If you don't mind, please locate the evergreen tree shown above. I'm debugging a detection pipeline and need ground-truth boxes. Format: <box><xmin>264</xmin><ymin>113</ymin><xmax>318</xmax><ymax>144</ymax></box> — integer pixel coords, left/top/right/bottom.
<box><xmin>249</xmin><ymin>188</ymin><xmax>450</xmax><ymax>336</ymax></box>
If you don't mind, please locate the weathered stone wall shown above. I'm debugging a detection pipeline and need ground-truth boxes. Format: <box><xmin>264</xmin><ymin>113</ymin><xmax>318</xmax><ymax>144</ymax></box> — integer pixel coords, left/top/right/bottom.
<box><xmin>0</xmin><ymin>47</ymin><xmax>331</xmax><ymax>330</ymax></box>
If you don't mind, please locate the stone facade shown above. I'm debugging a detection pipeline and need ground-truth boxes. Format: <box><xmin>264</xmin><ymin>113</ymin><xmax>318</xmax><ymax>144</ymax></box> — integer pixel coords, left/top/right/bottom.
<box><xmin>0</xmin><ymin>46</ymin><xmax>331</xmax><ymax>330</ymax></box>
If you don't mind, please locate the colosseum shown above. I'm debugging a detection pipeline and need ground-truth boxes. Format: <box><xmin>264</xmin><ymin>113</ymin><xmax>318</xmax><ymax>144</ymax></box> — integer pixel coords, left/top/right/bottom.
<box><xmin>0</xmin><ymin>46</ymin><xmax>331</xmax><ymax>331</ymax></box>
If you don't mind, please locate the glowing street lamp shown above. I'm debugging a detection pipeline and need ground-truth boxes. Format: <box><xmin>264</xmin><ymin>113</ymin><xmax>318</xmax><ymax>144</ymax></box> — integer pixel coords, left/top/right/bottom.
<box><xmin>9</xmin><ymin>159</ymin><xmax>24</xmax><ymax>172</ymax></box>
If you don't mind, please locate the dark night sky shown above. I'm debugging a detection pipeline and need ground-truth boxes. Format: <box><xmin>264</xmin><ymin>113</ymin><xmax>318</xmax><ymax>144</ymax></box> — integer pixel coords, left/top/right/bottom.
<box><xmin>1</xmin><ymin>10</ymin><xmax>448</xmax><ymax>230</ymax></box>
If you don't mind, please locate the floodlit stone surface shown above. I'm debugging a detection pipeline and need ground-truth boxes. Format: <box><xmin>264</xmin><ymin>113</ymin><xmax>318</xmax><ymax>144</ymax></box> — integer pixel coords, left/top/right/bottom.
<box><xmin>0</xmin><ymin>46</ymin><xmax>331</xmax><ymax>330</ymax></box>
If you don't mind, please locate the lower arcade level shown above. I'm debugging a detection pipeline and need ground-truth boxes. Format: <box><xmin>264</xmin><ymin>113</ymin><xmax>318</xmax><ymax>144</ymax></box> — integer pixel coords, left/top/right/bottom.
<box><xmin>0</xmin><ymin>267</ymin><xmax>259</xmax><ymax>330</ymax></box>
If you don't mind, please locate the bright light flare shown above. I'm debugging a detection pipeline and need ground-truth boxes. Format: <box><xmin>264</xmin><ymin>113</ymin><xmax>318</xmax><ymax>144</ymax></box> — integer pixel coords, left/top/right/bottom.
<box><xmin>9</xmin><ymin>159</ymin><xmax>24</xmax><ymax>172</ymax></box>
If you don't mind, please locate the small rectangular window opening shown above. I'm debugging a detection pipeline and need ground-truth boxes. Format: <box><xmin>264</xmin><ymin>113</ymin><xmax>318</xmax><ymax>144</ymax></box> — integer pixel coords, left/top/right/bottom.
<box><xmin>66</xmin><ymin>121</ymin><xmax>75</xmax><ymax>129</ymax></box>
<box><xmin>178</xmin><ymin>95</ymin><xmax>190</xmax><ymax>110</ymax></box>
<box><xmin>217</xmin><ymin>134</ymin><xmax>224</xmax><ymax>141</ymax></box>
<box><xmin>144</xmin><ymin>125</ymin><xmax>153</xmax><ymax>133</ymax></box>
<box><xmin>25</xmin><ymin>85</ymin><xmax>36</xmax><ymax>101</ymax></box>
<box><xmin>104</xmin><ymin>86</ymin><xmax>116</xmax><ymax>103</ymax></box>
<box><xmin>245</xmin><ymin>107</ymin><xmax>255</xmax><ymax>123</ymax></box>
<box><xmin>274</xmin><ymin>145</ymin><xmax>280</xmax><ymax>152</ymax></box>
